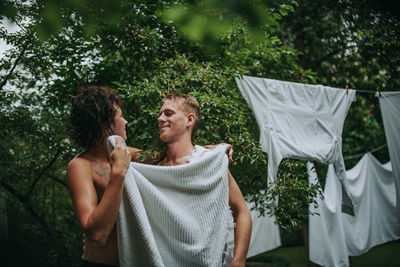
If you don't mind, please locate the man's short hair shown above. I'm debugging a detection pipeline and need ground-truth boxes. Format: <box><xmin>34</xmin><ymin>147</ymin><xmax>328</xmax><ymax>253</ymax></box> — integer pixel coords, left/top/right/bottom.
<box><xmin>69</xmin><ymin>86</ymin><xmax>122</xmax><ymax>149</ymax></box>
<box><xmin>160</xmin><ymin>92</ymin><xmax>201</xmax><ymax>133</ymax></box>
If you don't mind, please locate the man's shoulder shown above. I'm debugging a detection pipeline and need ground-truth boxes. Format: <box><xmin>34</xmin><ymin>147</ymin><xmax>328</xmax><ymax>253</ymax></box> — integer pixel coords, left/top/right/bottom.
<box><xmin>194</xmin><ymin>145</ymin><xmax>209</xmax><ymax>152</ymax></box>
<box><xmin>186</xmin><ymin>145</ymin><xmax>211</xmax><ymax>163</ymax></box>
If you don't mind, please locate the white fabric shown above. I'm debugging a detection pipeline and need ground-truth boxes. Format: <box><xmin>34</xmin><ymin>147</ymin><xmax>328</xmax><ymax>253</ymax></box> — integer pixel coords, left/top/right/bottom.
<box><xmin>343</xmin><ymin>154</ymin><xmax>400</xmax><ymax>255</ymax></box>
<box><xmin>188</xmin><ymin>146</ymin><xmax>282</xmax><ymax>259</ymax></box>
<box><xmin>114</xmin><ymin>140</ymin><xmax>230</xmax><ymax>267</ymax></box>
<box><xmin>227</xmin><ymin>202</ymin><xmax>281</xmax><ymax>258</ymax></box>
<box><xmin>378</xmin><ymin>92</ymin><xmax>400</xmax><ymax>212</ymax></box>
<box><xmin>235</xmin><ymin>76</ymin><xmax>356</xmax><ymax>188</ymax></box>
<box><xmin>308</xmin><ymin>153</ymin><xmax>400</xmax><ymax>267</ymax></box>
<box><xmin>107</xmin><ymin>135</ymin><xmax>129</xmax><ymax>154</ymax></box>
<box><xmin>308</xmin><ymin>163</ymin><xmax>349</xmax><ymax>267</ymax></box>
<box><xmin>186</xmin><ymin>145</ymin><xmax>233</xmax><ymax>266</ymax></box>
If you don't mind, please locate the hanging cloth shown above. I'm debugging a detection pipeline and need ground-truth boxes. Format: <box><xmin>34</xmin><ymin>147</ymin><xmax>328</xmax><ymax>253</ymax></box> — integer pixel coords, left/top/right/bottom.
<box><xmin>343</xmin><ymin>153</ymin><xmax>400</xmax><ymax>255</ymax></box>
<box><xmin>377</xmin><ymin>92</ymin><xmax>400</xmax><ymax>212</ymax></box>
<box><xmin>227</xmin><ymin>201</ymin><xmax>282</xmax><ymax>258</ymax></box>
<box><xmin>308</xmin><ymin>162</ymin><xmax>349</xmax><ymax>267</ymax></box>
<box><xmin>308</xmin><ymin>154</ymin><xmax>400</xmax><ymax>267</ymax></box>
<box><xmin>235</xmin><ymin>76</ymin><xmax>356</xmax><ymax>189</ymax></box>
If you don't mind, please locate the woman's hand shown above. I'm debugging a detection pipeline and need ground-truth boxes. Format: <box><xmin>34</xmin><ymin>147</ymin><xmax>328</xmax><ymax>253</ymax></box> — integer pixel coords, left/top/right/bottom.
<box><xmin>204</xmin><ymin>143</ymin><xmax>233</xmax><ymax>162</ymax></box>
<box><xmin>110</xmin><ymin>138</ymin><xmax>131</xmax><ymax>178</ymax></box>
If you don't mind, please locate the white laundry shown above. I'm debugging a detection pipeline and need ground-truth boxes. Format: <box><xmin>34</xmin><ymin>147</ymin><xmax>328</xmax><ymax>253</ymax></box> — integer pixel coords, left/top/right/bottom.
<box><xmin>378</xmin><ymin>92</ymin><xmax>400</xmax><ymax>213</ymax></box>
<box><xmin>343</xmin><ymin>154</ymin><xmax>400</xmax><ymax>256</ymax></box>
<box><xmin>235</xmin><ymin>76</ymin><xmax>356</xmax><ymax>189</ymax></box>
<box><xmin>108</xmin><ymin>136</ymin><xmax>231</xmax><ymax>267</ymax></box>
<box><xmin>227</xmin><ymin>201</ymin><xmax>282</xmax><ymax>258</ymax></box>
<box><xmin>308</xmin><ymin>163</ymin><xmax>349</xmax><ymax>267</ymax></box>
<box><xmin>308</xmin><ymin>153</ymin><xmax>400</xmax><ymax>267</ymax></box>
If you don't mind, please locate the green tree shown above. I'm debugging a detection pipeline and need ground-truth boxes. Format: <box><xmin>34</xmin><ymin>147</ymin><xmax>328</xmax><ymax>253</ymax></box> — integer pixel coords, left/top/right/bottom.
<box><xmin>0</xmin><ymin>0</ymin><xmax>351</xmax><ymax>265</ymax></box>
<box><xmin>277</xmin><ymin>0</ymin><xmax>400</xmax><ymax>168</ymax></box>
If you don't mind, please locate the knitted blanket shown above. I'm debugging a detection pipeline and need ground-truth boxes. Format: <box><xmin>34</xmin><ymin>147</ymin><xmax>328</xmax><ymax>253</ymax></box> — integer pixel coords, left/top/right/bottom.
<box><xmin>111</xmin><ymin>139</ymin><xmax>230</xmax><ymax>267</ymax></box>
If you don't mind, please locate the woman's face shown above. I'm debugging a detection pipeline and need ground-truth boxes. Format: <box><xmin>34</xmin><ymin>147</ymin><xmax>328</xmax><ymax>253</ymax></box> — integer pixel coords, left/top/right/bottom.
<box><xmin>112</xmin><ymin>105</ymin><xmax>128</xmax><ymax>141</ymax></box>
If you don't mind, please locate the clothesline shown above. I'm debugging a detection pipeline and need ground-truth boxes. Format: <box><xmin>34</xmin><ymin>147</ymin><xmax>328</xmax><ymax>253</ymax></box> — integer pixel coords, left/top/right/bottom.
<box><xmin>235</xmin><ymin>76</ymin><xmax>386</xmax><ymax>95</ymax></box>
<box><xmin>343</xmin><ymin>144</ymin><xmax>387</xmax><ymax>160</ymax></box>
<box><xmin>344</xmin><ymin>85</ymin><xmax>382</xmax><ymax>95</ymax></box>
<box><xmin>352</xmin><ymin>89</ymin><xmax>379</xmax><ymax>94</ymax></box>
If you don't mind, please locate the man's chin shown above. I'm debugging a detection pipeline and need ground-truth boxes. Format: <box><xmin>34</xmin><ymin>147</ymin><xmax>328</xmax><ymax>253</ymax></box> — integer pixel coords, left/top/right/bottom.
<box><xmin>159</xmin><ymin>134</ymin><xmax>169</xmax><ymax>143</ymax></box>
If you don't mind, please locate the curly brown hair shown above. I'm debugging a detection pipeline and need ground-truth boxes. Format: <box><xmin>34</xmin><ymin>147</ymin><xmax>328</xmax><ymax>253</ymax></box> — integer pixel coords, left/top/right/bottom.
<box><xmin>69</xmin><ymin>86</ymin><xmax>122</xmax><ymax>150</ymax></box>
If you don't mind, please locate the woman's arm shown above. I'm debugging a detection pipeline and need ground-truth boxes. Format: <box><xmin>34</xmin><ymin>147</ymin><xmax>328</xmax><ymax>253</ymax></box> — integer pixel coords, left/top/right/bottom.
<box><xmin>67</xmin><ymin>139</ymin><xmax>131</xmax><ymax>246</ymax></box>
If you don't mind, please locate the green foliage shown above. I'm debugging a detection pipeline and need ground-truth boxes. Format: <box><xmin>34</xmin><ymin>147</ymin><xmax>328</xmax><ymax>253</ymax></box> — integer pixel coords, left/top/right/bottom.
<box><xmin>4</xmin><ymin>0</ymin><xmax>397</xmax><ymax>265</ymax></box>
<box><xmin>278</xmin><ymin>0</ymin><xmax>400</xmax><ymax>92</ymax></box>
<box><xmin>276</xmin><ymin>0</ymin><xmax>398</xmax><ymax>167</ymax></box>
<box><xmin>161</xmin><ymin>0</ymin><xmax>298</xmax><ymax>52</ymax></box>
<box><xmin>0</xmin><ymin>88</ymin><xmax>81</xmax><ymax>266</ymax></box>
<box><xmin>342</xmin><ymin>94</ymin><xmax>389</xmax><ymax>168</ymax></box>
<box><xmin>0</xmin><ymin>1</ymin><xmax>314</xmax><ymax>265</ymax></box>
<box><xmin>249</xmin><ymin>159</ymin><xmax>323</xmax><ymax>229</ymax></box>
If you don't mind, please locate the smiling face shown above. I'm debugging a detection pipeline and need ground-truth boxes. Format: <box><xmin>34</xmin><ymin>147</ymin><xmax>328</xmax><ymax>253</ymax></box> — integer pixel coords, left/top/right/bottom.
<box><xmin>158</xmin><ymin>99</ymin><xmax>193</xmax><ymax>143</ymax></box>
<box><xmin>112</xmin><ymin>105</ymin><xmax>128</xmax><ymax>141</ymax></box>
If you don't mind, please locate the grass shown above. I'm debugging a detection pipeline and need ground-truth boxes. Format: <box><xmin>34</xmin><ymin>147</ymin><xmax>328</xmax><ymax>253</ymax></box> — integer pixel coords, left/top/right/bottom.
<box><xmin>248</xmin><ymin>239</ymin><xmax>400</xmax><ymax>267</ymax></box>
<box><xmin>349</xmin><ymin>239</ymin><xmax>400</xmax><ymax>267</ymax></box>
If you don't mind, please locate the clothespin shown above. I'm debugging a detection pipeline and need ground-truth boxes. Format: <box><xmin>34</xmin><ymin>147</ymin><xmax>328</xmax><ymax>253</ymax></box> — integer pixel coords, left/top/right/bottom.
<box><xmin>376</xmin><ymin>87</ymin><xmax>381</xmax><ymax>97</ymax></box>
<box><xmin>345</xmin><ymin>84</ymin><xmax>349</xmax><ymax>95</ymax></box>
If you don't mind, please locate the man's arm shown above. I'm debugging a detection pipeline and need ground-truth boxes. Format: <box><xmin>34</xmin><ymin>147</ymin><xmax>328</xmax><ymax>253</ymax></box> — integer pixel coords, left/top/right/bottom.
<box><xmin>67</xmin><ymin>139</ymin><xmax>130</xmax><ymax>246</ymax></box>
<box><xmin>228</xmin><ymin>170</ymin><xmax>252</xmax><ymax>267</ymax></box>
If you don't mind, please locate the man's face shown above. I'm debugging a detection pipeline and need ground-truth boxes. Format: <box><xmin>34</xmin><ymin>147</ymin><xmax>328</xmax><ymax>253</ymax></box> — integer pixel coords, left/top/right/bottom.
<box><xmin>158</xmin><ymin>99</ymin><xmax>189</xmax><ymax>143</ymax></box>
<box><xmin>112</xmin><ymin>105</ymin><xmax>128</xmax><ymax>141</ymax></box>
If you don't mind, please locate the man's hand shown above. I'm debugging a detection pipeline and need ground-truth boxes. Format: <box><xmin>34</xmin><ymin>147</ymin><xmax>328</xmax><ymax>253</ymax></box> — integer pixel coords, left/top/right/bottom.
<box><xmin>204</xmin><ymin>143</ymin><xmax>233</xmax><ymax>162</ymax></box>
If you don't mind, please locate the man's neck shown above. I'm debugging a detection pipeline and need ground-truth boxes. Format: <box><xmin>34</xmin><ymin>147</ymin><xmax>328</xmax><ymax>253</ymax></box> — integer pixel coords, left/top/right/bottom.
<box><xmin>163</xmin><ymin>137</ymin><xmax>194</xmax><ymax>166</ymax></box>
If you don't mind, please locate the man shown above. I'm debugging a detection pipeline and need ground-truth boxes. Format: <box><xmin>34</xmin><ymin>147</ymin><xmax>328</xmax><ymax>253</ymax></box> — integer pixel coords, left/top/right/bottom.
<box><xmin>67</xmin><ymin>86</ymin><xmax>236</xmax><ymax>267</ymax></box>
<box><xmin>157</xmin><ymin>93</ymin><xmax>252</xmax><ymax>267</ymax></box>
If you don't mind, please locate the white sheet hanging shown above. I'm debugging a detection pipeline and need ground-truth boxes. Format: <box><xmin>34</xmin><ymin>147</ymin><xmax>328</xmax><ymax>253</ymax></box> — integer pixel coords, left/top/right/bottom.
<box><xmin>308</xmin><ymin>163</ymin><xmax>349</xmax><ymax>267</ymax></box>
<box><xmin>227</xmin><ymin>202</ymin><xmax>282</xmax><ymax>258</ymax></box>
<box><xmin>343</xmin><ymin>154</ymin><xmax>400</xmax><ymax>256</ymax></box>
<box><xmin>308</xmin><ymin>153</ymin><xmax>400</xmax><ymax>267</ymax></box>
<box><xmin>378</xmin><ymin>92</ymin><xmax>400</xmax><ymax>212</ymax></box>
<box><xmin>235</xmin><ymin>76</ymin><xmax>356</xmax><ymax>188</ymax></box>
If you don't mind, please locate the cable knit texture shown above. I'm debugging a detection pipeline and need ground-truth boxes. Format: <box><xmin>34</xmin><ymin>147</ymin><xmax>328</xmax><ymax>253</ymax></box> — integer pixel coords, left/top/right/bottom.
<box><xmin>117</xmin><ymin>144</ymin><xmax>230</xmax><ymax>267</ymax></box>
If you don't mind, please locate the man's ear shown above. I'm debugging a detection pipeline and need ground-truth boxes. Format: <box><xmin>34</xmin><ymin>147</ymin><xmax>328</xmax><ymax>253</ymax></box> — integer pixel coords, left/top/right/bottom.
<box><xmin>186</xmin><ymin>113</ymin><xmax>196</xmax><ymax>128</ymax></box>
